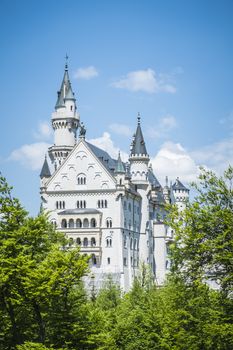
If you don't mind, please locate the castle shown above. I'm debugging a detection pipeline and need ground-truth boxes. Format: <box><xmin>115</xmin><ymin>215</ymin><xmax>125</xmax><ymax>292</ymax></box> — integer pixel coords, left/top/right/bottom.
<box><xmin>40</xmin><ymin>62</ymin><xmax>189</xmax><ymax>291</ymax></box>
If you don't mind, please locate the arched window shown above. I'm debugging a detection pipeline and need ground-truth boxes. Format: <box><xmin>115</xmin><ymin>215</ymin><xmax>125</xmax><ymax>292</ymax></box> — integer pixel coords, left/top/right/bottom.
<box><xmin>106</xmin><ymin>237</ymin><xmax>112</xmax><ymax>247</ymax></box>
<box><xmin>105</xmin><ymin>200</ymin><xmax>107</xmax><ymax>208</ymax></box>
<box><xmin>77</xmin><ymin>174</ymin><xmax>86</xmax><ymax>186</ymax></box>
<box><xmin>92</xmin><ymin>254</ymin><xmax>97</xmax><ymax>265</ymax></box>
<box><xmin>76</xmin><ymin>219</ymin><xmax>82</xmax><ymax>228</ymax></box>
<box><xmin>91</xmin><ymin>218</ymin><xmax>96</xmax><ymax>228</ymax></box>
<box><xmin>83</xmin><ymin>218</ymin><xmax>89</xmax><ymax>228</ymax></box>
<box><xmin>68</xmin><ymin>238</ymin><xmax>74</xmax><ymax>246</ymax></box>
<box><xmin>97</xmin><ymin>200</ymin><xmax>100</xmax><ymax>208</ymax></box>
<box><xmin>83</xmin><ymin>200</ymin><xmax>86</xmax><ymax>208</ymax></box>
<box><xmin>76</xmin><ymin>237</ymin><xmax>81</xmax><ymax>245</ymax></box>
<box><xmin>101</xmin><ymin>200</ymin><xmax>104</xmax><ymax>208</ymax></box>
<box><xmin>106</xmin><ymin>218</ymin><xmax>112</xmax><ymax>228</ymax></box>
<box><xmin>91</xmin><ymin>237</ymin><xmax>96</xmax><ymax>247</ymax></box>
<box><xmin>124</xmin><ymin>236</ymin><xmax>127</xmax><ymax>248</ymax></box>
<box><xmin>77</xmin><ymin>201</ymin><xmax>79</xmax><ymax>208</ymax></box>
<box><xmin>69</xmin><ymin>219</ymin><xmax>74</xmax><ymax>228</ymax></box>
<box><xmin>56</xmin><ymin>201</ymin><xmax>59</xmax><ymax>209</ymax></box>
<box><xmin>83</xmin><ymin>237</ymin><xmax>88</xmax><ymax>247</ymax></box>
<box><xmin>134</xmin><ymin>239</ymin><xmax>137</xmax><ymax>250</ymax></box>
<box><xmin>130</xmin><ymin>238</ymin><xmax>133</xmax><ymax>250</ymax></box>
<box><xmin>51</xmin><ymin>219</ymin><xmax>57</xmax><ymax>228</ymax></box>
<box><xmin>61</xmin><ymin>219</ymin><xmax>67</xmax><ymax>228</ymax></box>
<box><xmin>63</xmin><ymin>201</ymin><xmax>65</xmax><ymax>209</ymax></box>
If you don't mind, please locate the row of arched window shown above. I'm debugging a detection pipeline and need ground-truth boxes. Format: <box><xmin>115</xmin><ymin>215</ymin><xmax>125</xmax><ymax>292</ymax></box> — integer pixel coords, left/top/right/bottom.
<box><xmin>97</xmin><ymin>200</ymin><xmax>108</xmax><ymax>208</ymax></box>
<box><xmin>56</xmin><ymin>201</ymin><xmax>65</xmax><ymax>209</ymax></box>
<box><xmin>77</xmin><ymin>200</ymin><xmax>86</xmax><ymax>208</ymax></box>
<box><xmin>61</xmin><ymin>218</ymin><xmax>97</xmax><ymax>228</ymax></box>
<box><xmin>123</xmin><ymin>236</ymin><xmax>138</xmax><ymax>250</ymax></box>
<box><xmin>55</xmin><ymin>200</ymin><xmax>109</xmax><ymax>210</ymax></box>
<box><xmin>68</xmin><ymin>237</ymin><xmax>96</xmax><ymax>247</ymax></box>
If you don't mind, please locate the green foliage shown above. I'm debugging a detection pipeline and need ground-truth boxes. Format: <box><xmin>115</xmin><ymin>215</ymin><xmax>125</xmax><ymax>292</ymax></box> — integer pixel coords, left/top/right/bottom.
<box><xmin>0</xmin><ymin>175</ymin><xmax>89</xmax><ymax>349</ymax></box>
<box><xmin>168</xmin><ymin>166</ymin><xmax>233</xmax><ymax>296</ymax></box>
<box><xmin>1</xmin><ymin>168</ymin><xmax>233</xmax><ymax>350</ymax></box>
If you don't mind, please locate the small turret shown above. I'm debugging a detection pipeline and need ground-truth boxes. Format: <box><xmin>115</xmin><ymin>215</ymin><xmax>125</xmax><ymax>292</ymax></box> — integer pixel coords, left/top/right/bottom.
<box><xmin>40</xmin><ymin>155</ymin><xmax>51</xmax><ymax>187</ymax></box>
<box><xmin>172</xmin><ymin>177</ymin><xmax>189</xmax><ymax>210</ymax></box>
<box><xmin>163</xmin><ymin>176</ymin><xmax>170</xmax><ymax>204</ymax></box>
<box><xmin>129</xmin><ymin>114</ymin><xmax>149</xmax><ymax>184</ymax></box>
<box><xmin>115</xmin><ymin>152</ymin><xmax>125</xmax><ymax>187</ymax></box>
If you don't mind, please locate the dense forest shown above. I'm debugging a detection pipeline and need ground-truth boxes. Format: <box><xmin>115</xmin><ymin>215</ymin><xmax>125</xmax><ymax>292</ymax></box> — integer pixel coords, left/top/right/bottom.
<box><xmin>0</xmin><ymin>167</ymin><xmax>232</xmax><ymax>350</ymax></box>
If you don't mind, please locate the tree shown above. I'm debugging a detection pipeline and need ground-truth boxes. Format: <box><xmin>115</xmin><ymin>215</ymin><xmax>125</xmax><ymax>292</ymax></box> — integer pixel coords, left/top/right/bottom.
<box><xmin>0</xmin><ymin>175</ymin><xmax>89</xmax><ymax>349</ymax></box>
<box><xmin>168</xmin><ymin>166</ymin><xmax>233</xmax><ymax>296</ymax></box>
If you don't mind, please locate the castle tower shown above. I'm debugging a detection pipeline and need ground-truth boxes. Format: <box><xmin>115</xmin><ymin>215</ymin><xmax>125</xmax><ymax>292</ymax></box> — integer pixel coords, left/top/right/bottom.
<box><xmin>48</xmin><ymin>59</ymin><xmax>79</xmax><ymax>170</ymax></box>
<box><xmin>129</xmin><ymin>115</ymin><xmax>150</xmax><ymax>263</ymax></box>
<box><xmin>172</xmin><ymin>177</ymin><xmax>189</xmax><ymax>211</ymax></box>
<box><xmin>129</xmin><ymin>114</ymin><xmax>150</xmax><ymax>183</ymax></box>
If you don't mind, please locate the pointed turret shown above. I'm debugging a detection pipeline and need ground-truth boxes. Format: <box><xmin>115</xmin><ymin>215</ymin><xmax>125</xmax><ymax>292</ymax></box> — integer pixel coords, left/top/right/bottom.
<box><xmin>115</xmin><ymin>152</ymin><xmax>125</xmax><ymax>174</ymax></box>
<box><xmin>129</xmin><ymin>114</ymin><xmax>150</xmax><ymax>184</ymax></box>
<box><xmin>49</xmin><ymin>57</ymin><xmax>79</xmax><ymax>170</ymax></box>
<box><xmin>55</xmin><ymin>61</ymin><xmax>75</xmax><ymax>109</ymax></box>
<box><xmin>130</xmin><ymin>114</ymin><xmax>148</xmax><ymax>156</ymax></box>
<box><xmin>40</xmin><ymin>155</ymin><xmax>51</xmax><ymax>179</ymax></box>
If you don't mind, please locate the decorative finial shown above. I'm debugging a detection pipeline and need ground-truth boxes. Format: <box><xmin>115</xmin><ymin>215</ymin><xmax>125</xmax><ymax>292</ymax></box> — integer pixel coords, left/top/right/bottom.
<box><xmin>79</xmin><ymin>122</ymin><xmax>86</xmax><ymax>139</ymax></box>
<box><xmin>137</xmin><ymin>112</ymin><xmax>141</xmax><ymax>125</ymax></box>
<box><xmin>65</xmin><ymin>54</ymin><xmax>69</xmax><ymax>70</ymax></box>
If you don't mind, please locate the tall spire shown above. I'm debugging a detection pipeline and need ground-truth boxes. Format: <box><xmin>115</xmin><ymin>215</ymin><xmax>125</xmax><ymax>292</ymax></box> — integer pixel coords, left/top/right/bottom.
<box><xmin>115</xmin><ymin>152</ymin><xmax>125</xmax><ymax>174</ymax></box>
<box><xmin>130</xmin><ymin>113</ymin><xmax>148</xmax><ymax>156</ymax></box>
<box><xmin>55</xmin><ymin>56</ymin><xmax>75</xmax><ymax>109</ymax></box>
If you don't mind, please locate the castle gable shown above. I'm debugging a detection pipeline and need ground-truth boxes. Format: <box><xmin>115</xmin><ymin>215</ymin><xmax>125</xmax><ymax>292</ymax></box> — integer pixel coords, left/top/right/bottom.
<box><xmin>46</xmin><ymin>139</ymin><xmax>117</xmax><ymax>192</ymax></box>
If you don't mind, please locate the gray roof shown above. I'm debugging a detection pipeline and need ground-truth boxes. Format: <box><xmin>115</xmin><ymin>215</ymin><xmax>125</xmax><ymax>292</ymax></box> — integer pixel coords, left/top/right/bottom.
<box><xmin>58</xmin><ymin>208</ymin><xmax>101</xmax><ymax>215</ymax></box>
<box><xmin>86</xmin><ymin>142</ymin><xmax>118</xmax><ymax>174</ymax></box>
<box><xmin>40</xmin><ymin>156</ymin><xmax>51</xmax><ymax>178</ymax></box>
<box><xmin>115</xmin><ymin>153</ymin><xmax>125</xmax><ymax>174</ymax></box>
<box><xmin>148</xmin><ymin>168</ymin><xmax>161</xmax><ymax>188</ymax></box>
<box><xmin>55</xmin><ymin>64</ymin><xmax>75</xmax><ymax>108</ymax></box>
<box><xmin>172</xmin><ymin>178</ymin><xmax>189</xmax><ymax>191</ymax></box>
<box><xmin>131</xmin><ymin>117</ymin><xmax>148</xmax><ymax>156</ymax></box>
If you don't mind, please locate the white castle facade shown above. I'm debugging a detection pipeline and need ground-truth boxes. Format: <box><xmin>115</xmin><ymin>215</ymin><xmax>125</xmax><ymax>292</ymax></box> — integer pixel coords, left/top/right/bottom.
<box><xmin>40</xmin><ymin>63</ymin><xmax>189</xmax><ymax>291</ymax></box>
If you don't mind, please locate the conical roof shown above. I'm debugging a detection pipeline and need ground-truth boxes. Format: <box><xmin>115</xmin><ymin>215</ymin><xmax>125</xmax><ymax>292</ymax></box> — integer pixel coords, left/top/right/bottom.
<box><xmin>40</xmin><ymin>156</ymin><xmax>51</xmax><ymax>178</ymax></box>
<box><xmin>55</xmin><ymin>63</ymin><xmax>75</xmax><ymax>108</ymax></box>
<box><xmin>172</xmin><ymin>178</ymin><xmax>189</xmax><ymax>191</ymax></box>
<box><xmin>130</xmin><ymin>115</ymin><xmax>148</xmax><ymax>156</ymax></box>
<box><xmin>115</xmin><ymin>152</ymin><xmax>125</xmax><ymax>174</ymax></box>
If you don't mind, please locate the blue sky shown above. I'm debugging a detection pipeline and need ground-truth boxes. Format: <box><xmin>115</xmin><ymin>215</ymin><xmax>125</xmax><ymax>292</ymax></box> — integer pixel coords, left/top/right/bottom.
<box><xmin>0</xmin><ymin>0</ymin><xmax>233</xmax><ymax>215</ymax></box>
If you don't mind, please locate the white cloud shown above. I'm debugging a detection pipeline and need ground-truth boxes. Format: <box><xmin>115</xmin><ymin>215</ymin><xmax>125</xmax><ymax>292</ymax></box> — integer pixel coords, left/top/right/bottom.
<box><xmin>9</xmin><ymin>142</ymin><xmax>51</xmax><ymax>171</ymax></box>
<box><xmin>151</xmin><ymin>141</ymin><xmax>199</xmax><ymax>184</ymax></box>
<box><xmin>33</xmin><ymin>121</ymin><xmax>52</xmax><ymax>140</ymax></box>
<box><xmin>109</xmin><ymin>123</ymin><xmax>132</xmax><ymax>137</ymax></box>
<box><xmin>112</xmin><ymin>69</ymin><xmax>176</xmax><ymax>94</ymax></box>
<box><xmin>147</xmin><ymin>114</ymin><xmax>177</xmax><ymax>139</ymax></box>
<box><xmin>74</xmin><ymin>66</ymin><xmax>99</xmax><ymax>80</ymax></box>
<box><xmin>88</xmin><ymin>132</ymin><xmax>128</xmax><ymax>162</ymax></box>
<box><xmin>191</xmin><ymin>137</ymin><xmax>233</xmax><ymax>175</ymax></box>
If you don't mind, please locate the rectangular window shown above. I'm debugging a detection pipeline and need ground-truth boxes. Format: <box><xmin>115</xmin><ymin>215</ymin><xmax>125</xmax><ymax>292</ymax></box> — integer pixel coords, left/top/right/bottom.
<box><xmin>123</xmin><ymin>257</ymin><xmax>127</xmax><ymax>266</ymax></box>
<box><xmin>107</xmin><ymin>257</ymin><xmax>110</xmax><ymax>265</ymax></box>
